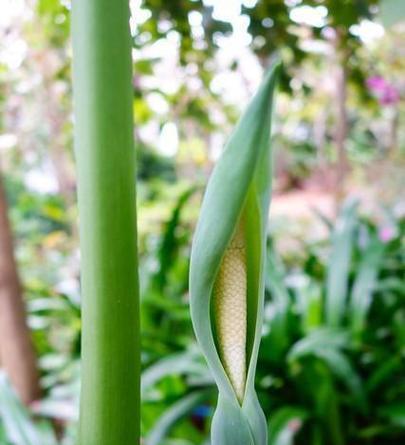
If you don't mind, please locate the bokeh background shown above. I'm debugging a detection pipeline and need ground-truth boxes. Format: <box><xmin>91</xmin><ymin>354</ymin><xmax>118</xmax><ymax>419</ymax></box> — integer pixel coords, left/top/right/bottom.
<box><xmin>0</xmin><ymin>0</ymin><xmax>404</xmax><ymax>444</ymax></box>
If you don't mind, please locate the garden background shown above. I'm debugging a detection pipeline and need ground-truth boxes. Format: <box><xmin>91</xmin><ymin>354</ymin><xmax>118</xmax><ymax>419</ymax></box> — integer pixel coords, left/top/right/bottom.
<box><xmin>0</xmin><ymin>0</ymin><xmax>404</xmax><ymax>444</ymax></box>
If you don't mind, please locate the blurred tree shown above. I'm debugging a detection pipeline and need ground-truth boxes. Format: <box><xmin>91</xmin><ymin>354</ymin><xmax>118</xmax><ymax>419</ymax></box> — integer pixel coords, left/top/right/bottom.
<box><xmin>0</xmin><ymin>172</ymin><xmax>40</xmax><ymax>405</ymax></box>
<box><xmin>32</xmin><ymin>0</ymin><xmax>396</xmax><ymax>198</ymax></box>
<box><xmin>242</xmin><ymin>0</ymin><xmax>380</xmax><ymax>204</ymax></box>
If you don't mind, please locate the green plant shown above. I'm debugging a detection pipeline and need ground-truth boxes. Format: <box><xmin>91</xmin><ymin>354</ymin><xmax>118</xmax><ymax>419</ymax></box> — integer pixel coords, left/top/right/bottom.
<box><xmin>0</xmin><ymin>372</ymin><xmax>57</xmax><ymax>445</ymax></box>
<box><xmin>258</xmin><ymin>206</ymin><xmax>405</xmax><ymax>445</ymax></box>
<box><xmin>71</xmin><ymin>1</ymin><xmax>140</xmax><ymax>444</ymax></box>
<box><xmin>138</xmin><ymin>204</ymin><xmax>404</xmax><ymax>444</ymax></box>
<box><xmin>189</xmin><ymin>63</ymin><xmax>280</xmax><ymax>445</ymax></box>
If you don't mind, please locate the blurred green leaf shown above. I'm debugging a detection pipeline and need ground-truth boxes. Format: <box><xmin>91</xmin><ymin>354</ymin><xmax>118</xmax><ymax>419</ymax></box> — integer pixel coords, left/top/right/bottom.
<box><xmin>268</xmin><ymin>406</ymin><xmax>307</xmax><ymax>445</ymax></box>
<box><xmin>145</xmin><ymin>390</ymin><xmax>210</xmax><ymax>445</ymax></box>
<box><xmin>142</xmin><ymin>351</ymin><xmax>208</xmax><ymax>397</ymax></box>
<box><xmin>350</xmin><ymin>236</ymin><xmax>385</xmax><ymax>338</ymax></box>
<box><xmin>0</xmin><ymin>373</ymin><xmax>56</xmax><ymax>445</ymax></box>
<box><xmin>326</xmin><ymin>199</ymin><xmax>358</xmax><ymax>327</ymax></box>
<box><xmin>379</xmin><ymin>403</ymin><xmax>405</xmax><ymax>427</ymax></box>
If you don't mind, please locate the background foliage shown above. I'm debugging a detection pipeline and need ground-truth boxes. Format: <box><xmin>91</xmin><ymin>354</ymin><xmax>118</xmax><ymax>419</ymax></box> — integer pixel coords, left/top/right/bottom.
<box><xmin>0</xmin><ymin>0</ymin><xmax>404</xmax><ymax>444</ymax></box>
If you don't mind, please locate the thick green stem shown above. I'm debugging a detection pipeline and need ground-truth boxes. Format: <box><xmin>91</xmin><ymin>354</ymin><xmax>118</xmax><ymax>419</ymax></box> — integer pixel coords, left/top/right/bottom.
<box><xmin>72</xmin><ymin>1</ymin><xmax>140</xmax><ymax>444</ymax></box>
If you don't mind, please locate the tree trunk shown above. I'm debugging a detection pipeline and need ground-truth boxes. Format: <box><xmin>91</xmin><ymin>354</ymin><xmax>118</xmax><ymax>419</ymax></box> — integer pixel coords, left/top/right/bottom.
<box><xmin>388</xmin><ymin>108</ymin><xmax>399</xmax><ymax>154</ymax></box>
<box><xmin>332</xmin><ymin>31</ymin><xmax>349</xmax><ymax>212</ymax></box>
<box><xmin>0</xmin><ymin>173</ymin><xmax>40</xmax><ymax>405</ymax></box>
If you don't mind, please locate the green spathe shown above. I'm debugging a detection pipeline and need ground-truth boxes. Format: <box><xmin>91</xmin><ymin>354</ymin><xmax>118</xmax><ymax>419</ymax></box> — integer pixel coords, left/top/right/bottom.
<box><xmin>189</xmin><ymin>62</ymin><xmax>280</xmax><ymax>445</ymax></box>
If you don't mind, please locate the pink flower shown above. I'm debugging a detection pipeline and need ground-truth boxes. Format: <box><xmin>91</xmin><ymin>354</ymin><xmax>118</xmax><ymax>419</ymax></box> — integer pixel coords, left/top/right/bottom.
<box><xmin>366</xmin><ymin>76</ymin><xmax>386</xmax><ymax>92</ymax></box>
<box><xmin>378</xmin><ymin>226</ymin><xmax>396</xmax><ymax>243</ymax></box>
<box><xmin>366</xmin><ymin>76</ymin><xmax>400</xmax><ymax>106</ymax></box>
<box><xmin>380</xmin><ymin>85</ymin><xmax>400</xmax><ymax>105</ymax></box>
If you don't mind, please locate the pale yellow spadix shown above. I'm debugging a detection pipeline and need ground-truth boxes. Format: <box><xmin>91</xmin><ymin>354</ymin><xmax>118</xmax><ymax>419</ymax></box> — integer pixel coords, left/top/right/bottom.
<box><xmin>213</xmin><ymin>221</ymin><xmax>247</xmax><ymax>402</ymax></box>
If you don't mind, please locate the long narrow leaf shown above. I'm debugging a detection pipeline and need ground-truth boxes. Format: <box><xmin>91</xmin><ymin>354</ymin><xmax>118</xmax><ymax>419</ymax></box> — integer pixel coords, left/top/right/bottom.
<box><xmin>0</xmin><ymin>372</ymin><xmax>56</xmax><ymax>445</ymax></box>
<box><xmin>350</xmin><ymin>237</ymin><xmax>385</xmax><ymax>337</ymax></box>
<box><xmin>263</xmin><ymin>249</ymin><xmax>290</xmax><ymax>360</ymax></box>
<box><xmin>268</xmin><ymin>406</ymin><xmax>307</xmax><ymax>445</ymax></box>
<box><xmin>146</xmin><ymin>390</ymin><xmax>211</xmax><ymax>445</ymax></box>
<box><xmin>288</xmin><ymin>332</ymin><xmax>365</xmax><ymax>410</ymax></box>
<box><xmin>288</xmin><ymin>328</ymin><xmax>349</xmax><ymax>358</ymax></box>
<box><xmin>325</xmin><ymin>200</ymin><xmax>358</xmax><ymax>326</ymax></box>
<box><xmin>156</xmin><ymin>186</ymin><xmax>197</xmax><ymax>290</ymax></box>
<box><xmin>141</xmin><ymin>351</ymin><xmax>206</xmax><ymax>397</ymax></box>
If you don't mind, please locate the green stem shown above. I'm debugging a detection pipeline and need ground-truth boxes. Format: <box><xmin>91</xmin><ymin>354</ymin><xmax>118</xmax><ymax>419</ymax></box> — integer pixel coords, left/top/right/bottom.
<box><xmin>72</xmin><ymin>1</ymin><xmax>140</xmax><ymax>444</ymax></box>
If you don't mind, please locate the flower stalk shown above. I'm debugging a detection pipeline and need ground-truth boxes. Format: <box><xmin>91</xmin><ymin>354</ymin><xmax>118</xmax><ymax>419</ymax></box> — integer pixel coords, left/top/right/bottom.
<box><xmin>72</xmin><ymin>1</ymin><xmax>140</xmax><ymax>444</ymax></box>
